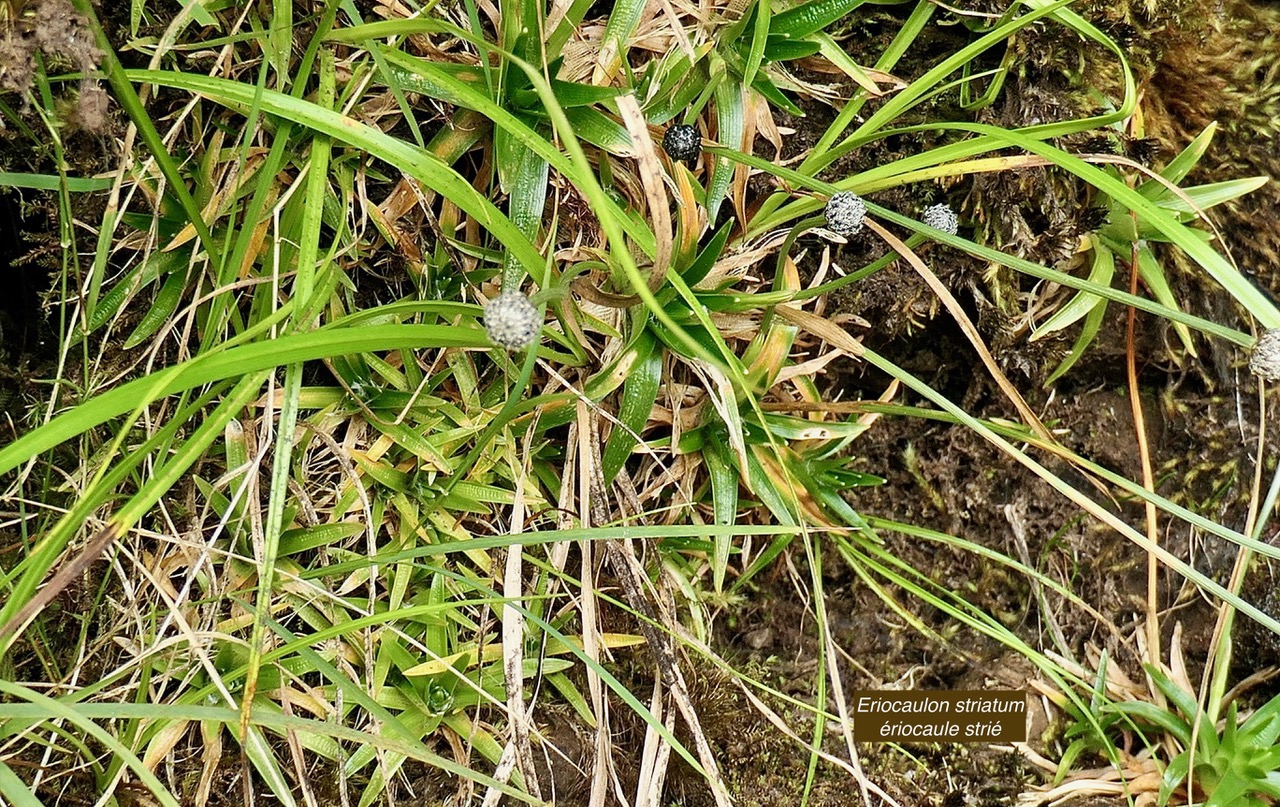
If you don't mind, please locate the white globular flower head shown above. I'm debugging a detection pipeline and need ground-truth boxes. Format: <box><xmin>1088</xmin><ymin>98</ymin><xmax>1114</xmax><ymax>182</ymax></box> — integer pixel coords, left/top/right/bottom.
<box><xmin>483</xmin><ymin>290</ymin><xmax>540</xmax><ymax>351</ymax></box>
<box><xmin>1249</xmin><ymin>328</ymin><xmax>1280</xmax><ymax>381</ymax></box>
<box><xmin>824</xmin><ymin>191</ymin><xmax>866</xmax><ymax>236</ymax></box>
<box><xmin>923</xmin><ymin>203</ymin><xmax>959</xmax><ymax>236</ymax></box>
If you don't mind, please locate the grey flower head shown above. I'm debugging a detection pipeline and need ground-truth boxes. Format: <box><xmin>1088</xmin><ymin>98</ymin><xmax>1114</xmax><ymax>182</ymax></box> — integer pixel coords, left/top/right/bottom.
<box><xmin>483</xmin><ymin>290</ymin><xmax>540</xmax><ymax>351</ymax></box>
<box><xmin>824</xmin><ymin>191</ymin><xmax>867</xmax><ymax>236</ymax></box>
<box><xmin>923</xmin><ymin>203</ymin><xmax>959</xmax><ymax>236</ymax></box>
<box><xmin>1249</xmin><ymin>329</ymin><xmax>1280</xmax><ymax>381</ymax></box>
<box><xmin>662</xmin><ymin>124</ymin><xmax>701</xmax><ymax>163</ymax></box>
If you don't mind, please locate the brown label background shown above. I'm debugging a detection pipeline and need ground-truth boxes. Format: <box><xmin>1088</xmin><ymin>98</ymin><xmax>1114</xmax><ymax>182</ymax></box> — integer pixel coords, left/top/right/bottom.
<box><xmin>852</xmin><ymin>690</ymin><xmax>1027</xmax><ymax>743</ymax></box>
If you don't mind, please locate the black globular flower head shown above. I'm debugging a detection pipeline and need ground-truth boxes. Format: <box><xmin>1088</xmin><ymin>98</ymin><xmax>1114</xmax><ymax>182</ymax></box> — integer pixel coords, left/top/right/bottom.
<box><xmin>1127</xmin><ymin>137</ymin><xmax>1162</xmax><ymax>165</ymax></box>
<box><xmin>1101</xmin><ymin>21</ymin><xmax>1139</xmax><ymax>49</ymax></box>
<box><xmin>483</xmin><ymin>290</ymin><xmax>540</xmax><ymax>351</ymax></box>
<box><xmin>923</xmin><ymin>203</ymin><xmax>959</xmax><ymax>236</ymax></box>
<box><xmin>662</xmin><ymin>124</ymin><xmax>702</xmax><ymax>163</ymax></box>
<box><xmin>1077</xmin><ymin>206</ymin><xmax>1110</xmax><ymax>233</ymax></box>
<box><xmin>1249</xmin><ymin>329</ymin><xmax>1280</xmax><ymax>381</ymax></box>
<box><xmin>824</xmin><ymin>191</ymin><xmax>867</xmax><ymax>236</ymax></box>
<box><xmin>1080</xmin><ymin>135</ymin><xmax>1118</xmax><ymax>155</ymax></box>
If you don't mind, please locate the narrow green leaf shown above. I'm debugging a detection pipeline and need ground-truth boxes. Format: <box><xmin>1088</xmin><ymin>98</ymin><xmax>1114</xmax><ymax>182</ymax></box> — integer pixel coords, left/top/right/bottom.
<box><xmin>750</xmin><ymin>74</ymin><xmax>803</xmax><ymax>116</ymax></box>
<box><xmin>644</xmin><ymin>50</ymin><xmax>712</xmax><ymax>125</ymax></box>
<box><xmin>708</xmin><ymin>82</ymin><xmax>744</xmax><ymax>223</ymax></box>
<box><xmin>0</xmin><ymin>324</ymin><xmax>490</xmax><ymax>477</ymax></box>
<box><xmin>123</xmin><ymin>268</ymin><xmax>187</xmax><ymax>349</ymax></box>
<box><xmin>122</xmin><ymin>68</ymin><xmax>548</xmax><ymax>282</ymax></box>
<box><xmin>1152</xmin><ymin>176</ymin><xmax>1269</xmax><ymax>216</ymax></box>
<box><xmin>762</xmin><ymin>37</ymin><xmax>823</xmax><ymax>62</ymax></box>
<box><xmin>0</xmin><ymin>761</ymin><xmax>42</xmax><ymax>807</ymax></box>
<box><xmin>1043</xmin><ymin>296</ymin><xmax>1107</xmax><ymax>386</ymax></box>
<box><xmin>242</xmin><ymin>721</ymin><xmax>299</xmax><ymax>807</ymax></box>
<box><xmin>279</xmin><ymin>523</ymin><xmax>364</xmax><ymax>556</ymax></box>
<box><xmin>180</xmin><ymin>0</ymin><xmax>217</xmax><ymax>28</ymax></box>
<box><xmin>0</xmin><ymin>172</ymin><xmax>113</xmax><ymax>192</ymax></box>
<box><xmin>268</xmin><ymin>0</ymin><xmax>293</xmax><ymax>87</ymax></box>
<box><xmin>703</xmin><ymin>436</ymin><xmax>739</xmax><ymax>593</ymax></box>
<box><xmin>548</xmin><ymin>0</ymin><xmax>602</xmax><ymax>55</ymax></box>
<box><xmin>1103</xmin><ymin>701</ymin><xmax>1193</xmax><ymax>746</ymax></box>
<box><xmin>598</xmin><ymin>0</ymin><xmax>650</xmax><ymax>76</ymax></box>
<box><xmin>84</xmin><ymin>249</ymin><xmax>183</xmax><ymax>335</ymax></box>
<box><xmin>500</xmin><ymin>136</ymin><xmax>550</xmax><ymax>287</ymax></box>
<box><xmin>683</xmin><ymin>220</ymin><xmax>734</xmax><ymax>286</ymax></box>
<box><xmin>813</xmin><ymin>32</ymin><xmax>883</xmax><ymax>95</ymax></box>
<box><xmin>602</xmin><ymin>330</ymin><xmax>662</xmax><ymax>484</ymax></box>
<box><xmin>770</xmin><ymin>0</ymin><xmax>870</xmax><ymax>39</ymax></box>
<box><xmin>516</xmin><ymin>79</ymin><xmax>621</xmax><ymax>108</ymax></box>
<box><xmin>547</xmin><ymin>672</ymin><xmax>598</xmax><ymax>726</ymax></box>
<box><xmin>1031</xmin><ymin>237</ymin><xmax>1115</xmax><ymax>340</ymax></box>
<box><xmin>758</xmin><ymin>413</ymin><xmax>868</xmax><ymax>441</ymax></box>
<box><xmin>743</xmin><ymin>0</ymin><xmax>771</xmax><ymax>88</ymax></box>
<box><xmin>1135</xmin><ymin>244</ymin><xmax>1197</xmax><ymax>357</ymax></box>
<box><xmin>1141</xmin><ymin>121</ymin><xmax>1217</xmax><ymax>196</ymax></box>
<box><xmin>563</xmin><ymin>106</ymin><xmax>633</xmax><ymax>154</ymax></box>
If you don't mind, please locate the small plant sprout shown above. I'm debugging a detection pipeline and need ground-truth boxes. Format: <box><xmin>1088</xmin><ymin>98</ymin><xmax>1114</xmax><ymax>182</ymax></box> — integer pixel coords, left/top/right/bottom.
<box><xmin>923</xmin><ymin>203</ymin><xmax>959</xmax><ymax>236</ymax></box>
<box><xmin>483</xmin><ymin>289</ymin><xmax>541</xmax><ymax>350</ymax></box>
<box><xmin>824</xmin><ymin>190</ymin><xmax>867</xmax><ymax>236</ymax></box>
<box><xmin>662</xmin><ymin>123</ymin><xmax>701</xmax><ymax>163</ymax></box>
<box><xmin>1248</xmin><ymin>328</ymin><xmax>1280</xmax><ymax>380</ymax></box>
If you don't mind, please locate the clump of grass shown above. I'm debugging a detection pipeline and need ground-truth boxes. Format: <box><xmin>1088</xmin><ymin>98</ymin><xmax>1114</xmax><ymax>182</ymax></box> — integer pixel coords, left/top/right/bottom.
<box><xmin>0</xmin><ymin>0</ymin><xmax>1277</xmax><ymax>803</ymax></box>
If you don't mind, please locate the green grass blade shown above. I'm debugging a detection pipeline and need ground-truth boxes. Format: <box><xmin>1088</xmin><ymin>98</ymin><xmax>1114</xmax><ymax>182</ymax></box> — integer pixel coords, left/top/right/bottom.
<box><xmin>596</xmin><ymin>0</ymin><xmax>650</xmax><ymax>79</ymax></box>
<box><xmin>0</xmin><ymin>680</ymin><xmax>181</xmax><ymax>807</ymax></box>
<box><xmin>121</xmin><ymin>68</ymin><xmax>548</xmax><ymax>283</ymax></box>
<box><xmin>122</xmin><ymin>267</ymin><xmax>187</xmax><ymax>349</ymax></box>
<box><xmin>0</xmin><ymin>761</ymin><xmax>42</xmax><ymax>807</ymax></box>
<box><xmin>1032</xmin><ymin>235</ymin><xmax>1115</xmax><ymax>340</ymax></box>
<box><xmin>602</xmin><ymin>330</ymin><xmax>662</xmax><ymax>484</ymax></box>
<box><xmin>72</xmin><ymin>0</ymin><xmax>221</xmax><ymax>268</ymax></box>
<box><xmin>813</xmin><ymin>32</ymin><xmax>883</xmax><ymax>95</ymax></box>
<box><xmin>0</xmin><ymin>172</ymin><xmax>112</xmax><ymax>192</ymax></box>
<box><xmin>0</xmin><ymin>324</ymin><xmax>490</xmax><ymax>477</ymax></box>
<box><xmin>742</xmin><ymin>0</ymin><xmax>770</xmax><ymax>89</ymax></box>
<box><xmin>1133</xmin><ymin>243</ymin><xmax>1197</xmax><ymax>356</ymax></box>
<box><xmin>769</xmin><ymin>0</ymin><xmax>870</xmax><ymax>39</ymax></box>
<box><xmin>708</xmin><ymin>81</ymin><xmax>744</xmax><ymax>223</ymax></box>
<box><xmin>501</xmin><ymin>137</ymin><xmax>550</xmax><ymax>288</ymax></box>
<box><xmin>1143</xmin><ymin>121</ymin><xmax>1217</xmax><ymax>194</ymax></box>
<box><xmin>243</xmin><ymin>720</ymin><xmax>299</xmax><ymax>807</ymax></box>
<box><xmin>704</xmin><ymin>437</ymin><xmax>740</xmax><ymax>593</ymax></box>
<box><xmin>563</xmin><ymin>106</ymin><xmax>633</xmax><ymax>154</ymax></box>
<box><xmin>1043</xmin><ymin>296</ymin><xmax>1108</xmax><ymax>386</ymax></box>
<box><xmin>1153</xmin><ymin>176</ymin><xmax>1269</xmax><ymax>215</ymax></box>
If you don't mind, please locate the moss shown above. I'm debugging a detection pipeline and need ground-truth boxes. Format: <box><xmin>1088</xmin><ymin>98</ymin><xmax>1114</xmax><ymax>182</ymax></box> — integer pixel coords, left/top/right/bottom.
<box><xmin>1142</xmin><ymin>0</ymin><xmax>1280</xmax><ymax>280</ymax></box>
